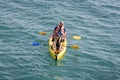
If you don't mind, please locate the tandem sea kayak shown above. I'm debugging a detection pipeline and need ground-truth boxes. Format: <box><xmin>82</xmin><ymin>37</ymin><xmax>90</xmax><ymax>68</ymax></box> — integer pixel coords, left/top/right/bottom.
<box><xmin>48</xmin><ymin>36</ymin><xmax>67</xmax><ymax>61</ymax></box>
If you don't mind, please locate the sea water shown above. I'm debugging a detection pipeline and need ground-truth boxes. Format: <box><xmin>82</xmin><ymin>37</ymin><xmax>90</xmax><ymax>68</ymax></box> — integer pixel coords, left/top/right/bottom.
<box><xmin>0</xmin><ymin>0</ymin><xmax>120</xmax><ymax>80</ymax></box>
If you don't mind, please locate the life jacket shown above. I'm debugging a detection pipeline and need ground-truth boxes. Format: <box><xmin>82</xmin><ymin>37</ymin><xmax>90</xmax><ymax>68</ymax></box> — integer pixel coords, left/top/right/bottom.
<box><xmin>52</xmin><ymin>34</ymin><xmax>61</xmax><ymax>49</ymax></box>
<box><xmin>60</xmin><ymin>26</ymin><xmax>65</xmax><ymax>35</ymax></box>
<box><xmin>56</xmin><ymin>35</ymin><xmax>62</xmax><ymax>50</ymax></box>
<box><xmin>54</xmin><ymin>26</ymin><xmax>65</xmax><ymax>36</ymax></box>
<box><xmin>55</xmin><ymin>35</ymin><xmax>61</xmax><ymax>42</ymax></box>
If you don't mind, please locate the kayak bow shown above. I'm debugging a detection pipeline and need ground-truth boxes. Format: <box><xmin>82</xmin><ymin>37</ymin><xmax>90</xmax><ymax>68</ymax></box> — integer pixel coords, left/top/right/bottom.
<box><xmin>48</xmin><ymin>36</ymin><xmax>67</xmax><ymax>61</ymax></box>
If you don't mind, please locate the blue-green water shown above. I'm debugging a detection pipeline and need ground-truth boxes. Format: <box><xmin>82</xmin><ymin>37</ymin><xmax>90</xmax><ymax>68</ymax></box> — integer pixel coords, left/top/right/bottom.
<box><xmin>0</xmin><ymin>0</ymin><xmax>120</xmax><ymax>80</ymax></box>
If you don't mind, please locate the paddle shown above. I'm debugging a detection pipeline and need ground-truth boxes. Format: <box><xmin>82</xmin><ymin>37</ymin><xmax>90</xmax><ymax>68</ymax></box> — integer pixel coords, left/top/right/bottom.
<box><xmin>32</xmin><ymin>42</ymin><xmax>40</xmax><ymax>46</ymax></box>
<box><xmin>32</xmin><ymin>42</ymin><xmax>79</xmax><ymax>49</ymax></box>
<box><xmin>39</xmin><ymin>32</ymin><xmax>47</xmax><ymax>35</ymax></box>
<box><xmin>72</xmin><ymin>36</ymin><xmax>81</xmax><ymax>40</ymax></box>
<box><xmin>38</xmin><ymin>32</ymin><xmax>80</xmax><ymax>49</ymax></box>
<box><xmin>70</xmin><ymin>45</ymin><xmax>79</xmax><ymax>49</ymax></box>
<box><xmin>39</xmin><ymin>32</ymin><xmax>81</xmax><ymax>40</ymax></box>
<box><xmin>64</xmin><ymin>45</ymin><xmax>79</xmax><ymax>49</ymax></box>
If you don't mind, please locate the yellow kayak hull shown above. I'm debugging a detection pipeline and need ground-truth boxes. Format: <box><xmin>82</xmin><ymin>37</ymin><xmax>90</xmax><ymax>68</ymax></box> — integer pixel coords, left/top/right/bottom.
<box><xmin>48</xmin><ymin>37</ymin><xmax>67</xmax><ymax>61</ymax></box>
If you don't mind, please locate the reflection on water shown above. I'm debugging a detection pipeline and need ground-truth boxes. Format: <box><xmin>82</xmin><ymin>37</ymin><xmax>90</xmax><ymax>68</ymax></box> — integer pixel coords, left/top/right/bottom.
<box><xmin>49</xmin><ymin>60</ymin><xmax>64</xmax><ymax>66</ymax></box>
<box><xmin>53</xmin><ymin>76</ymin><xmax>62</xmax><ymax>80</ymax></box>
<box><xmin>56</xmin><ymin>61</ymin><xmax>64</xmax><ymax>66</ymax></box>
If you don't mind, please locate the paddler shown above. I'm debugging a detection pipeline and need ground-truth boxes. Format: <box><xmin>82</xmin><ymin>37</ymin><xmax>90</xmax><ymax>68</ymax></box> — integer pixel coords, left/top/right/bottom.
<box><xmin>53</xmin><ymin>21</ymin><xmax>66</xmax><ymax>42</ymax></box>
<box><xmin>51</xmin><ymin>34</ymin><xmax>62</xmax><ymax>53</ymax></box>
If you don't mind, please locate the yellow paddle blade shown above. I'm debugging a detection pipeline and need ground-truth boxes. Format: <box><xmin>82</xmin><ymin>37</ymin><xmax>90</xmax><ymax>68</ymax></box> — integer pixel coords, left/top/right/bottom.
<box><xmin>39</xmin><ymin>32</ymin><xmax>47</xmax><ymax>35</ymax></box>
<box><xmin>70</xmin><ymin>45</ymin><xmax>79</xmax><ymax>49</ymax></box>
<box><xmin>72</xmin><ymin>36</ymin><xmax>81</xmax><ymax>40</ymax></box>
